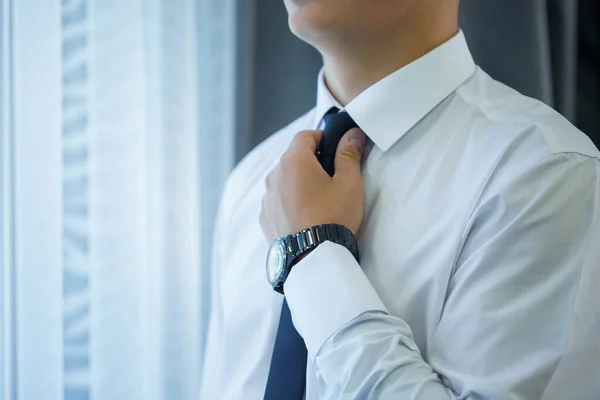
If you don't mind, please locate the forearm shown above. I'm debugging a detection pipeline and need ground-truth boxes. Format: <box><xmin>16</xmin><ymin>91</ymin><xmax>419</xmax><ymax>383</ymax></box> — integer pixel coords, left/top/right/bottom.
<box><xmin>314</xmin><ymin>311</ymin><xmax>456</xmax><ymax>399</ymax></box>
<box><xmin>284</xmin><ymin>241</ymin><xmax>455</xmax><ymax>399</ymax></box>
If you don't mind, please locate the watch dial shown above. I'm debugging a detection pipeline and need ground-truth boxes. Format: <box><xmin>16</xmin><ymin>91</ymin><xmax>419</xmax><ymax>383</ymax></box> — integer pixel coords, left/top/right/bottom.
<box><xmin>266</xmin><ymin>238</ymin><xmax>286</xmax><ymax>286</ymax></box>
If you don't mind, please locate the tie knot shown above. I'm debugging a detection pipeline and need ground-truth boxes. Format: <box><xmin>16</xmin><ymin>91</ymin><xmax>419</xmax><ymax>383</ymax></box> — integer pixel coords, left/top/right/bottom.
<box><xmin>323</xmin><ymin>109</ymin><xmax>355</xmax><ymax>131</ymax></box>
<box><xmin>318</xmin><ymin>109</ymin><xmax>359</xmax><ymax>176</ymax></box>
<box><xmin>322</xmin><ymin>110</ymin><xmax>358</xmax><ymax>151</ymax></box>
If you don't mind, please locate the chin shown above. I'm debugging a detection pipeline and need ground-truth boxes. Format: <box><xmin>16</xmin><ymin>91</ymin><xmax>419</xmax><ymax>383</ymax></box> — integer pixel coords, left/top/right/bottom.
<box><xmin>286</xmin><ymin>1</ymin><xmax>339</xmax><ymax>46</ymax></box>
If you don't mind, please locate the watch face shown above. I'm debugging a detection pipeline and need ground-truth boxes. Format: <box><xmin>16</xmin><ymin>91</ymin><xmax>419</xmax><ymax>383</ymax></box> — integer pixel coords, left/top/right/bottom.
<box><xmin>266</xmin><ymin>237</ymin><xmax>286</xmax><ymax>287</ymax></box>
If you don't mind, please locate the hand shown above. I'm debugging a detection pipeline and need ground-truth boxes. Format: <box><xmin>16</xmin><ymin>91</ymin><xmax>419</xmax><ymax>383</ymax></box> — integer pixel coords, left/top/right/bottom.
<box><xmin>259</xmin><ymin>127</ymin><xmax>367</xmax><ymax>244</ymax></box>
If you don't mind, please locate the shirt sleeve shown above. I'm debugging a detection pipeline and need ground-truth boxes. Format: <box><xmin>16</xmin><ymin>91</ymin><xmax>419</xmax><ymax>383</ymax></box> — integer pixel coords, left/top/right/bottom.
<box><xmin>283</xmin><ymin>152</ymin><xmax>600</xmax><ymax>399</ymax></box>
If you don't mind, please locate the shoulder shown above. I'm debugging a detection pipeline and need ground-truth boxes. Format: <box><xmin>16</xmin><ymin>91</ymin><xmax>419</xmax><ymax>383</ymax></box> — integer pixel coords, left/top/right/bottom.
<box><xmin>450</xmin><ymin>68</ymin><xmax>600</xmax><ymax>233</ymax></box>
<box><xmin>455</xmin><ymin>67</ymin><xmax>600</xmax><ymax>164</ymax></box>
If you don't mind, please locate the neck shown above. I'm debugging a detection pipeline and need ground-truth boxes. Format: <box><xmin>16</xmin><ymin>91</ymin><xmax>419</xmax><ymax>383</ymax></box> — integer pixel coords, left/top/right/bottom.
<box><xmin>322</xmin><ymin>12</ymin><xmax>458</xmax><ymax>106</ymax></box>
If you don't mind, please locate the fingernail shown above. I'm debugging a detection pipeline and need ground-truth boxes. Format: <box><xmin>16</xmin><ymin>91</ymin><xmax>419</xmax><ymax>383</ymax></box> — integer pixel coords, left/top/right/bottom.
<box><xmin>349</xmin><ymin>128</ymin><xmax>365</xmax><ymax>151</ymax></box>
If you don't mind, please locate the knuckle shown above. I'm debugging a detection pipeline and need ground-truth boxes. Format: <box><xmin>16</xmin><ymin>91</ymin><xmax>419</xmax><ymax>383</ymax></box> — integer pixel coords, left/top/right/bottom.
<box><xmin>264</xmin><ymin>171</ymin><xmax>272</xmax><ymax>189</ymax></box>
<box><xmin>296</xmin><ymin>130</ymin><xmax>313</xmax><ymax>141</ymax></box>
<box><xmin>294</xmin><ymin>130</ymin><xmax>318</xmax><ymax>148</ymax></box>
<box><xmin>280</xmin><ymin>152</ymin><xmax>297</xmax><ymax>169</ymax></box>
<box><xmin>340</xmin><ymin>145</ymin><xmax>361</xmax><ymax>161</ymax></box>
<box><xmin>259</xmin><ymin>217</ymin><xmax>267</xmax><ymax>235</ymax></box>
<box><xmin>259</xmin><ymin>208</ymin><xmax>268</xmax><ymax>230</ymax></box>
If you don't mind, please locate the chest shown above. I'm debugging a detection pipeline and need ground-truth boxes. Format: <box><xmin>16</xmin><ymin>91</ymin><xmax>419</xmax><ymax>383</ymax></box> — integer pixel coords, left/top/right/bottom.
<box><xmin>219</xmin><ymin>141</ymin><xmax>481</xmax><ymax>357</ymax></box>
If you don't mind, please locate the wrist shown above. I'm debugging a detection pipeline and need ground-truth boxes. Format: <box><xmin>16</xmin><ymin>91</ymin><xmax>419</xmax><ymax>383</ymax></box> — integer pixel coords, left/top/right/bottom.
<box><xmin>293</xmin><ymin>248</ymin><xmax>315</xmax><ymax>265</ymax></box>
<box><xmin>266</xmin><ymin>224</ymin><xmax>359</xmax><ymax>294</ymax></box>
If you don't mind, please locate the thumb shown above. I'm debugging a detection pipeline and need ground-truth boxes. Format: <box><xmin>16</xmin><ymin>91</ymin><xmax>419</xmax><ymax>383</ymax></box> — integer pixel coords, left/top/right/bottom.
<box><xmin>334</xmin><ymin>127</ymin><xmax>367</xmax><ymax>178</ymax></box>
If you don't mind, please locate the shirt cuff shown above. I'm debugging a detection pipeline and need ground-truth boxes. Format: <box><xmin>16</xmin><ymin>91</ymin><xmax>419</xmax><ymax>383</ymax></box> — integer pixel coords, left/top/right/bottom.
<box><xmin>284</xmin><ymin>240</ymin><xmax>388</xmax><ymax>357</ymax></box>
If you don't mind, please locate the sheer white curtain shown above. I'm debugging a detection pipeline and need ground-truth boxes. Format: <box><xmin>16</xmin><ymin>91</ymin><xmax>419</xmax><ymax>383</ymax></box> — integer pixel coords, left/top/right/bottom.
<box><xmin>0</xmin><ymin>0</ymin><xmax>236</xmax><ymax>399</ymax></box>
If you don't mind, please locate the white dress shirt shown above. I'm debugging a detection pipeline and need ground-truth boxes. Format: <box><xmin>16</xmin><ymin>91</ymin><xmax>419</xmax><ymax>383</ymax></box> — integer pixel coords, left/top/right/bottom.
<box><xmin>199</xmin><ymin>30</ymin><xmax>600</xmax><ymax>399</ymax></box>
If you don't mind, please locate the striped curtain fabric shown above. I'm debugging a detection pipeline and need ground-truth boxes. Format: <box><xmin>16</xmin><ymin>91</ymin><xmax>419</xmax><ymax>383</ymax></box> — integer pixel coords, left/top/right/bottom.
<box><xmin>0</xmin><ymin>0</ymin><xmax>236</xmax><ymax>398</ymax></box>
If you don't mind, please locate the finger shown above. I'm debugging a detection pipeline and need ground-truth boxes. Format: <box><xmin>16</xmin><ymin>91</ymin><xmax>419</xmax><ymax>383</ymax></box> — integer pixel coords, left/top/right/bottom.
<box><xmin>286</xmin><ymin>130</ymin><xmax>324</xmax><ymax>155</ymax></box>
<box><xmin>334</xmin><ymin>127</ymin><xmax>367</xmax><ymax>179</ymax></box>
<box><xmin>259</xmin><ymin>196</ymin><xmax>272</xmax><ymax>241</ymax></box>
<box><xmin>264</xmin><ymin>169</ymin><xmax>274</xmax><ymax>191</ymax></box>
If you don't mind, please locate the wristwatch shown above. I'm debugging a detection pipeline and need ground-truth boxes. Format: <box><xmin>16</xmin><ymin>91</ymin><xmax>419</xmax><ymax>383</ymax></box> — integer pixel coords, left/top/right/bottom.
<box><xmin>266</xmin><ymin>223</ymin><xmax>360</xmax><ymax>294</ymax></box>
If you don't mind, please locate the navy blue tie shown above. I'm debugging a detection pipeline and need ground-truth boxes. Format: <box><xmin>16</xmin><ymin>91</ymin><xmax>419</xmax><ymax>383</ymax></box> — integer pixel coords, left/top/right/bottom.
<box><xmin>263</xmin><ymin>108</ymin><xmax>357</xmax><ymax>399</ymax></box>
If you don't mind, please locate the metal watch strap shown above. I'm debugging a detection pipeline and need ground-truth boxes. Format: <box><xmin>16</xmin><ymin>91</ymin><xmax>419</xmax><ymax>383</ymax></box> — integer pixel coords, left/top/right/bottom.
<box><xmin>284</xmin><ymin>223</ymin><xmax>360</xmax><ymax>263</ymax></box>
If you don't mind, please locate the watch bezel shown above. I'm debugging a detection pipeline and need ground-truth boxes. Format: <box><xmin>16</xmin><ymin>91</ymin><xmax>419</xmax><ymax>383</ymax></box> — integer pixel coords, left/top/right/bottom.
<box><xmin>266</xmin><ymin>237</ymin><xmax>289</xmax><ymax>291</ymax></box>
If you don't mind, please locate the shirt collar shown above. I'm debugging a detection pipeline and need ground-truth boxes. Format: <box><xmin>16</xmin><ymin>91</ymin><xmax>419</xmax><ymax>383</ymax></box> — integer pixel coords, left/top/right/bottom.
<box><xmin>314</xmin><ymin>29</ymin><xmax>476</xmax><ymax>152</ymax></box>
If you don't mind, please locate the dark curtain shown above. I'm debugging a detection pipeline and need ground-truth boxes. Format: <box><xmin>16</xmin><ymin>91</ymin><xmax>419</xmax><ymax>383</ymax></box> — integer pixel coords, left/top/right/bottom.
<box><xmin>236</xmin><ymin>0</ymin><xmax>600</xmax><ymax>162</ymax></box>
<box><xmin>235</xmin><ymin>0</ymin><xmax>321</xmax><ymax>162</ymax></box>
<box><xmin>459</xmin><ymin>0</ymin><xmax>599</xmax><ymax>145</ymax></box>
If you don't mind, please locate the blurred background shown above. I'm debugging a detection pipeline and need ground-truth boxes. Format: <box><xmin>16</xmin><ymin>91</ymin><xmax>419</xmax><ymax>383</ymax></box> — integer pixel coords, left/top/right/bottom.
<box><xmin>0</xmin><ymin>0</ymin><xmax>598</xmax><ymax>399</ymax></box>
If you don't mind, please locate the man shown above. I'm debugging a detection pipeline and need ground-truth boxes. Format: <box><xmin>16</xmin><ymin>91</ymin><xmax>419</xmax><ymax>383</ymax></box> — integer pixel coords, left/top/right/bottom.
<box><xmin>200</xmin><ymin>0</ymin><xmax>600</xmax><ymax>399</ymax></box>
